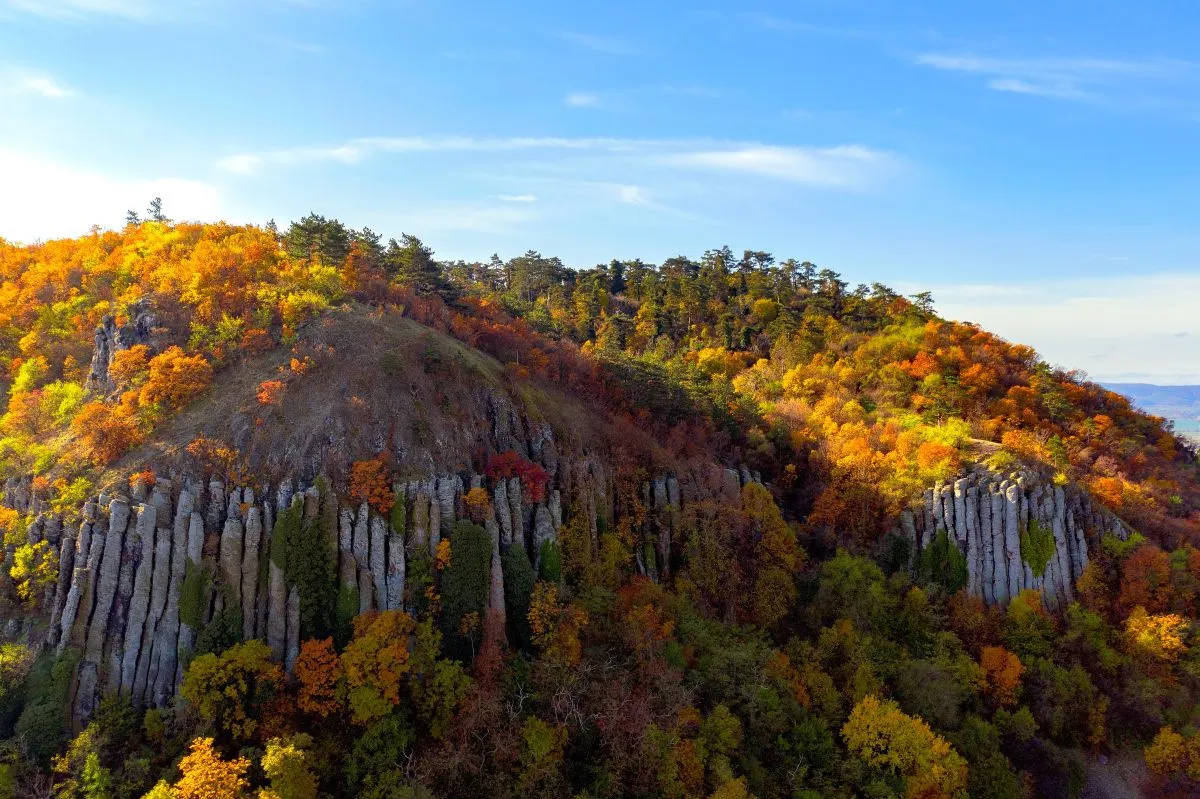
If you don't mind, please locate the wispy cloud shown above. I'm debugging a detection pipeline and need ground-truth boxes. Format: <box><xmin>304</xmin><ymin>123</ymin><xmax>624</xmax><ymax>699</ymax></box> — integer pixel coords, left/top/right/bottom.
<box><xmin>497</xmin><ymin>194</ymin><xmax>537</xmax><ymax>203</ymax></box>
<box><xmin>663</xmin><ymin>144</ymin><xmax>901</xmax><ymax>188</ymax></box>
<box><xmin>556</xmin><ymin>31</ymin><xmax>636</xmax><ymax>56</ymax></box>
<box><xmin>1</xmin><ymin>67</ymin><xmax>72</xmax><ymax>98</ymax></box>
<box><xmin>216</xmin><ymin>135</ymin><xmax>903</xmax><ymax>190</ymax></box>
<box><xmin>4</xmin><ymin>0</ymin><xmax>152</xmax><ymax>19</ymax></box>
<box><xmin>915</xmin><ymin>52</ymin><xmax>1197</xmax><ymax>107</ymax></box>
<box><xmin>564</xmin><ymin>92</ymin><xmax>601</xmax><ymax>108</ymax></box>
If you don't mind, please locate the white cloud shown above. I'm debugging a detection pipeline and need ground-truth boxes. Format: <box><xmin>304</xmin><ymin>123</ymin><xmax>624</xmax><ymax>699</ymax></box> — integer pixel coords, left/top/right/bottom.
<box><xmin>497</xmin><ymin>194</ymin><xmax>537</xmax><ymax>203</ymax></box>
<box><xmin>986</xmin><ymin>78</ymin><xmax>1084</xmax><ymax>99</ymax></box>
<box><xmin>0</xmin><ymin>148</ymin><xmax>222</xmax><ymax>242</ymax></box>
<box><xmin>615</xmin><ymin>184</ymin><xmax>650</xmax><ymax>205</ymax></box>
<box><xmin>215</xmin><ymin>153</ymin><xmax>262</xmax><ymax>174</ymax></box>
<box><xmin>915</xmin><ymin>52</ymin><xmax>1196</xmax><ymax>106</ymax></box>
<box><xmin>217</xmin><ymin>135</ymin><xmax>901</xmax><ymax>189</ymax></box>
<box><xmin>1</xmin><ymin>67</ymin><xmax>72</xmax><ymax>98</ymax></box>
<box><xmin>564</xmin><ymin>92</ymin><xmax>600</xmax><ymax>108</ymax></box>
<box><xmin>929</xmin><ymin>272</ymin><xmax>1200</xmax><ymax>383</ymax></box>
<box><xmin>556</xmin><ymin>31</ymin><xmax>635</xmax><ymax>56</ymax></box>
<box><xmin>663</xmin><ymin>144</ymin><xmax>900</xmax><ymax>188</ymax></box>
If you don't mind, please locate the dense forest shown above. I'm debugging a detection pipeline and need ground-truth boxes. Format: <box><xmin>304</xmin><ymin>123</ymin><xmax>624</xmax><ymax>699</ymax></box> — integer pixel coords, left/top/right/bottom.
<box><xmin>0</xmin><ymin>208</ymin><xmax>1197</xmax><ymax>798</ymax></box>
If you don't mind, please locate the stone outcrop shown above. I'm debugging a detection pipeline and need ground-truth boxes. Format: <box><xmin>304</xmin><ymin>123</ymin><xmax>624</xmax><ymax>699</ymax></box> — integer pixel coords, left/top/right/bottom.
<box><xmin>10</xmin><ymin>452</ymin><xmax>762</xmax><ymax>722</ymax></box>
<box><xmin>905</xmin><ymin>465</ymin><xmax>1129</xmax><ymax>609</ymax></box>
<box><xmin>85</xmin><ymin>302</ymin><xmax>156</xmax><ymax>394</ymax></box>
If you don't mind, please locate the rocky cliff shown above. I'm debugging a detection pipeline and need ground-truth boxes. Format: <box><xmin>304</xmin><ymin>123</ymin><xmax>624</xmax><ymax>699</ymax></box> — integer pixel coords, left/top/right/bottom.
<box><xmin>3</xmin><ymin>448</ymin><xmax>759</xmax><ymax>726</ymax></box>
<box><xmin>902</xmin><ymin>465</ymin><xmax>1130</xmax><ymax>609</ymax></box>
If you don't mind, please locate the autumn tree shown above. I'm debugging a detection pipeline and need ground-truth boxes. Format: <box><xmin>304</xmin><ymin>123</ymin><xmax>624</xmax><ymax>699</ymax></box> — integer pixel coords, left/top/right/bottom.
<box><xmin>1117</xmin><ymin>544</ymin><xmax>1173</xmax><ymax>616</ymax></box>
<box><xmin>528</xmin><ymin>581</ymin><xmax>588</xmax><ymax>668</ymax></box>
<box><xmin>180</xmin><ymin>640</ymin><xmax>282</xmax><ymax>742</ymax></box>
<box><xmin>979</xmin><ymin>646</ymin><xmax>1023</xmax><ymax>707</ymax></box>
<box><xmin>259</xmin><ymin>734</ymin><xmax>319</xmax><ymax>799</ymax></box>
<box><xmin>741</xmin><ymin>483</ymin><xmax>802</xmax><ymax>632</ymax></box>
<box><xmin>294</xmin><ymin>638</ymin><xmax>343</xmax><ymax>718</ymax></box>
<box><xmin>342</xmin><ymin>610</ymin><xmax>416</xmax><ymax>724</ymax></box>
<box><xmin>349</xmin><ymin>456</ymin><xmax>393</xmax><ymax>514</ymax></box>
<box><xmin>138</xmin><ymin>346</ymin><xmax>213</xmax><ymax>410</ymax></box>
<box><xmin>170</xmin><ymin>737</ymin><xmax>250</xmax><ymax>799</ymax></box>
<box><xmin>841</xmin><ymin>694</ymin><xmax>969</xmax><ymax>798</ymax></box>
<box><xmin>71</xmin><ymin>402</ymin><xmax>143</xmax><ymax>464</ymax></box>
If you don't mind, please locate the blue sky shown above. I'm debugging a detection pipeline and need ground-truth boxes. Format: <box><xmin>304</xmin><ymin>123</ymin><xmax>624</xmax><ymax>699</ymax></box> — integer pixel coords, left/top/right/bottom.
<box><xmin>2</xmin><ymin>0</ymin><xmax>1199</xmax><ymax>383</ymax></box>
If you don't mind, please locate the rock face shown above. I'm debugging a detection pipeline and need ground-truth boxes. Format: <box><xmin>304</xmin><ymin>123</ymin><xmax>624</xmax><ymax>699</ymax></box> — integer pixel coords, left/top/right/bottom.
<box><xmin>15</xmin><ymin>455</ymin><xmax>777</xmax><ymax>721</ymax></box>
<box><xmin>85</xmin><ymin>302</ymin><xmax>156</xmax><ymax>393</ymax></box>
<box><xmin>905</xmin><ymin>465</ymin><xmax>1129</xmax><ymax>610</ymax></box>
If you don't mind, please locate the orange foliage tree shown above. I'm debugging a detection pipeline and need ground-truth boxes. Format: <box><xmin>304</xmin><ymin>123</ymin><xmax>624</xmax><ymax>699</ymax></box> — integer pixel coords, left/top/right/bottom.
<box><xmin>138</xmin><ymin>346</ymin><xmax>213</xmax><ymax>410</ymax></box>
<box><xmin>294</xmin><ymin>638</ymin><xmax>344</xmax><ymax>719</ymax></box>
<box><xmin>979</xmin><ymin>645</ymin><xmax>1024</xmax><ymax>707</ymax></box>
<box><xmin>71</xmin><ymin>401</ymin><xmax>144</xmax><ymax>464</ymax></box>
<box><xmin>349</xmin><ymin>456</ymin><xmax>394</xmax><ymax>514</ymax></box>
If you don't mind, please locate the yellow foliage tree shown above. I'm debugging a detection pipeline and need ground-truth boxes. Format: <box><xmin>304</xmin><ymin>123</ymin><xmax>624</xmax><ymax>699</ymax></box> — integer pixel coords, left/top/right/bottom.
<box><xmin>258</xmin><ymin>734</ymin><xmax>318</xmax><ymax>799</ymax></box>
<box><xmin>341</xmin><ymin>610</ymin><xmax>416</xmax><ymax>724</ymax></box>
<box><xmin>1124</xmin><ymin>606</ymin><xmax>1188</xmax><ymax>663</ymax></box>
<box><xmin>841</xmin><ymin>694</ymin><xmax>968</xmax><ymax>798</ymax></box>
<box><xmin>168</xmin><ymin>737</ymin><xmax>250</xmax><ymax>799</ymax></box>
<box><xmin>180</xmin><ymin>640</ymin><xmax>282</xmax><ymax>742</ymax></box>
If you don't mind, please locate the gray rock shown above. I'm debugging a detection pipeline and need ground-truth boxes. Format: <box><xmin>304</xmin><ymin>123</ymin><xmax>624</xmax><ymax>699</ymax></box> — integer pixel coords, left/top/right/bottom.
<box><xmin>267</xmin><ymin>558</ymin><xmax>287</xmax><ymax>661</ymax></box>
<box><xmin>549</xmin><ymin>490</ymin><xmax>562</xmax><ymax>531</ymax></box>
<box><xmin>386</xmin><ymin>531</ymin><xmax>405</xmax><ymax>611</ymax></box>
<box><xmin>412</xmin><ymin>485</ymin><xmax>430</xmax><ymax>551</ymax></box>
<box><xmin>489</xmin><ymin>550</ymin><xmax>505</xmax><ymax>626</ymax></box>
<box><xmin>494</xmin><ymin>480</ymin><xmax>512</xmax><ymax>547</ymax></box>
<box><xmin>980</xmin><ymin>488</ymin><xmax>995</xmax><ymax>605</ymax></box>
<box><xmin>219</xmin><ymin>516</ymin><xmax>244</xmax><ymax>609</ymax></box>
<box><xmin>1004</xmin><ymin>485</ymin><xmax>1022</xmax><ymax>601</ymax></box>
<box><xmin>990</xmin><ymin>490</ymin><xmax>1008</xmax><ymax>604</ymax></box>
<box><xmin>428</xmin><ymin>489</ymin><xmax>441</xmax><ymax>557</ymax></box>
<box><xmin>84</xmin><ymin>499</ymin><xmax>128</xmax><ymax>665</ymax></box>
<box><xmin>241</xmin><ymin>508</ymin><xmax>262</xmax><ymax>640</ymax></box>
<box><xmin>437</xmin><ymin>476</ymin><xmax>456</xmax><ymax>538</ymax></box>
<box><xmin>206</xmin><ymin>480</ymin><xmax>225</xmax><ymax>533</ymax></box>
<box><xmin>370</xmin><ymin>512</ymin><xmax>387</xmax><ymax>609</ymax></box>
<box><xmin>137</xmin><ymin>515</ymin><xmax>173</xmax><ymax>703</ymax></box>
<box><xmin>150</xmin><ymin>489</ymin><xmax>194</xmax><ymax>705</ymax></box>
<box><xmin>57</xmin><ymin>565</ymin><xmax>87</xmax><ymax>654</ymax></box>
<box><xmin>120</xmin><ymin>504</ymin><xmax>157</xmax><ymax>697</ymax></box>
<box><xmin>358</xmin><ymin>567</ymin><xmax>373</xmax><ymax>614</ymax></box>
<box><xmin>176</xmin><ymin>513</ymin><xmax>206</xmax><ymax>665</ymax></box>
<box><xmin>533</xmin><ymin>504</ymin><xmax>555</xmax><ymax>568</ymax></box>
<box><xmin>353</xmin><ymin>502</ymin><xmax>370</xmax><ymax>566</ymax></box>
<box><xmin>46</xmin><ymin>529</ymin><xmax>76</xmax><ymax>647</ymax></box>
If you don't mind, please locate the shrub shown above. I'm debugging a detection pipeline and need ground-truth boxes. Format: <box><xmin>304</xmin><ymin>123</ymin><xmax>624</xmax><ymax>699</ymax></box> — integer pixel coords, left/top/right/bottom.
<box><xmin>439</xmin><ymin>521</ymin><xmax>492</xmax><ymax>659</ymax></box>
<box><xmin>538</xmin><ymin>540</ymin><xmax>561</xmax><ymax>584</ymax></box>
<box><xmin>502</xmin><ymin>544</ymin><xmax>536</xmax><ymax>648</ymax></box>
<box><xmin>14</xmin><ymin>649</ymin><xmax>79</xmax><ymax>763</ymax></box>
<box><xmin>1020</xmin><ymin>520</ymin><xmax>1055</xmax><ymax>578</ymax></box>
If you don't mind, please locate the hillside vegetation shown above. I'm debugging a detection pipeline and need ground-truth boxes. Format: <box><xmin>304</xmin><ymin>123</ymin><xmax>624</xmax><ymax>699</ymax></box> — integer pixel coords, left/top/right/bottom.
<box><xmin>0</xmin><ymin>214</ymin><xmax>1197</xmax><ymax>798</ymax></box>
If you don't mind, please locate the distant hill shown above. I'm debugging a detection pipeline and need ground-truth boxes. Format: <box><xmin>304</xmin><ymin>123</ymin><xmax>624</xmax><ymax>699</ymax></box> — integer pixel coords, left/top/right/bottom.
<box><xmin>1104</xmin><ymin>383</ymin><xmax>1200</xmax><ymax>427</ymax></box>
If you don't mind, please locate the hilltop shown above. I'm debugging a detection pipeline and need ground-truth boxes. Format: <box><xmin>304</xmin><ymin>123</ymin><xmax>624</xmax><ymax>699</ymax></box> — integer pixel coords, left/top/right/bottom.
<box><xmin>0</xmin><ymin>216</ymin><xmax>1196</xmax><ymax>798</ymax></box>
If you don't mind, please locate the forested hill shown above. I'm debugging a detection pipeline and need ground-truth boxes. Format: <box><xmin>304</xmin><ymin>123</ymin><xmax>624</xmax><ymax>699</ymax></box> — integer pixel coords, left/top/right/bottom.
<box><xmin>0</xmin><ymin>215</ymin><xmax>1197</xmax><ymax>798</ymax></box>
